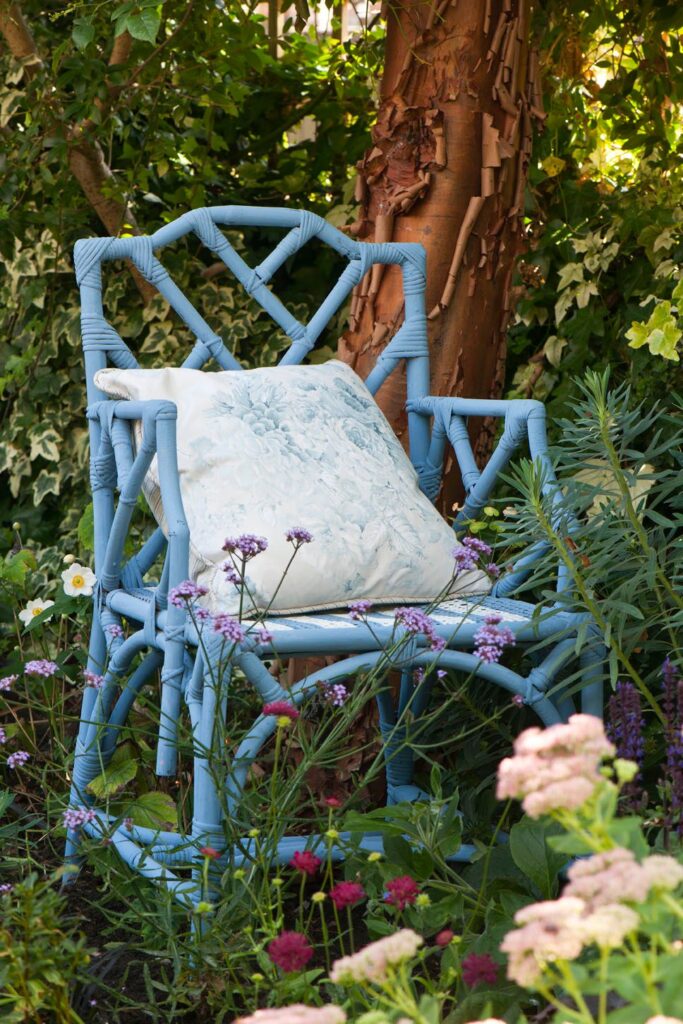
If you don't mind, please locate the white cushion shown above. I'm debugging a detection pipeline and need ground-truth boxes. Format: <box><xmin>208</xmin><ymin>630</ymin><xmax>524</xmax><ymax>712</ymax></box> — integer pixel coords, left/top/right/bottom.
<box><xmin>94</xmin><ymin>361</ymin><xmax>490</xmax><ymax>616</ymax></box>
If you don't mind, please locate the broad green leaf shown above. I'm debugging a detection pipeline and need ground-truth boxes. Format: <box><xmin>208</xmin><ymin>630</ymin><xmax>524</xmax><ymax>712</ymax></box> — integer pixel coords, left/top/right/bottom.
<box><xmin>72</xmin><ymin>20</ymin><xmax>95</xmax><ymax>50</ymax></box>
<box><xmin>77</xmin><ymin>502</ymin><xmax>94</xmax><ymax>553</ymax></box>
<box><xmin>509</xmin><ymin>817</ymin><xmax>566</xmax><ymax>898</ymax></box>
<box><xmin>87</xmin><ymin>757</ymin><xmax>138</xmax><ymax>798</ymax></box>
<box><xmin>128</xmin><ymin>791</ymin><xmax>178</xmax><ymax>831</ymax></box>
<box><xmin>125</xmin><ymin>8</ymin><xmax>161</xmax><ymax>44</ymax></box>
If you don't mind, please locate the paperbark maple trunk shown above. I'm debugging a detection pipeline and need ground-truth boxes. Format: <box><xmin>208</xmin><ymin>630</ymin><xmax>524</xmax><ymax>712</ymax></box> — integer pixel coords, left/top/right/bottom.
<box><xmin>340</xmin><ymin>0</ymin><xmax>544</xmax><ymax>501</ymax></box>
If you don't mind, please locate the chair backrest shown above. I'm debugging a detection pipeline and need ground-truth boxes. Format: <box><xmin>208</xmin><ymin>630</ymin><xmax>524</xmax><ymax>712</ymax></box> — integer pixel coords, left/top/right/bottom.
<box><xmin>74</xmin><ymin>206</ymin><xmax>432</xmax><ymax>471</ymax></box>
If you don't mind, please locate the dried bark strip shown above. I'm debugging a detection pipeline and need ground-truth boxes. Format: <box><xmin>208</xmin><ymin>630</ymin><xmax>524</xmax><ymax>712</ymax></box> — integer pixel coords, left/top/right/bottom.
<box><xmin>340</xmin><ymin>0</ymin><xmax>545</xmax><ymax>502</ymax></box>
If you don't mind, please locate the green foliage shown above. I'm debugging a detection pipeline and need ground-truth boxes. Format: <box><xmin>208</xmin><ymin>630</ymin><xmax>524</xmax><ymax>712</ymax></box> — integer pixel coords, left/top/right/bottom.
<box><xmin>511</xmin><ymin>1</ymin><xmax>683</xmax><ymax>409</ymax></box>
<box><xmin>0</xmin><ymin>872</ymin><xmax>91</xmax><ymax>1024</ymax></box>
<box><xmin>0</xmin><ymin>1</ymin><xmax>381</xmax><ymax>547</ymax></box>
<box><xmin>502</xmin><ymin>370</ymin><xmax>682</xmax><ymax>708</ymax></box>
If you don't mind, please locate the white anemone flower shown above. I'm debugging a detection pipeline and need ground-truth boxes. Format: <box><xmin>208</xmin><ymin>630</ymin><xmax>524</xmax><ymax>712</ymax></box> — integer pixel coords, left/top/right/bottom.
<box><xmin>18</xmin><ymin>598</ymin><xmax>55</xmax><ymax>626</ymax></box>
<box><xmin>61</xmin><ymin>563</ymin><xmax>97</xmax><ymax>597</ymax></box>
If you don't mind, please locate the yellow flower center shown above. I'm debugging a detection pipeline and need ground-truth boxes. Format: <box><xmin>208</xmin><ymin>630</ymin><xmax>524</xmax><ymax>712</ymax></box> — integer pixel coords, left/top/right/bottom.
<box><xmin>32</xmin><ymin>607</ymin><xmax>43</xmax><ymax>617</ymax></box>
<box><xmin>71</xmin><ymin>575</ymin><xmax>84</xmax><ymax>588</ymax></box>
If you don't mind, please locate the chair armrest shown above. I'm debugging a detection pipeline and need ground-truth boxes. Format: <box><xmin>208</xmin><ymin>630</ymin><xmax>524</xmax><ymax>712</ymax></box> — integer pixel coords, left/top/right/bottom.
<box><xmin>406</xmin><ymin>395</ymin><xmax>554</xmax><ymax>519</ymax></box>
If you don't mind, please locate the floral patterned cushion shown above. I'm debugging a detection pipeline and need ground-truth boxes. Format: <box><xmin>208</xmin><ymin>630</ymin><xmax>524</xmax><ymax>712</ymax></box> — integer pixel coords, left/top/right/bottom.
<box><xmin>94</xmin><ymin>361</ymin><xmax>490</xmax><ymax>615</ymax></box>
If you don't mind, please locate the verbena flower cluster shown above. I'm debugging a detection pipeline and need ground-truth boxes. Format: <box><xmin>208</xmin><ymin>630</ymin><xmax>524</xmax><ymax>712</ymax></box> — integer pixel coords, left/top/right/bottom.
<box><xmin>394</xmin><ymin>607</ymin><xmax>445</xmax><ymax>651</ymax></box>
<box><xmin>348</xmin><ymin>599</ymin><xmax>372</xmax><ymax>620</ymax></box>
<box><xmin>213</xmin><ymin>614</ymin><xmax>246</xmax><ymax>644</ymax></box>
<box><xmin>497</xmin><ymin>713</ymin><xmax>615</xmax><ymax>817</ymax></box>
<box><xmin>285</xmin><ymin>527</ymin><xmax>313</xmax><ymax>545</ymax></box>
<box><xmin>473</xmin><ymin>614</ymin><xmax>515</xmax><ymax>664</ymax></box>
<box><xmin>222</xmin><ymin>534</ymin><xmax>269</xmax><ymax>558</ymax></box>
<box><xmin>63</xmin><ymin>807</ymin><xmax>97</xmax><ymax>830</ymax></box>
<box><xmin>168</xmin><ymin>580</ymin><xmax>208</xmax><ymax>607</ymax></box>
<box><xmin>24</xmin><ymin>659</ymin><xmax>58</xmax><ymax>677</ymax></box>
<box><xmin>0</xmin><ymin>674</ymin><xmax>17</xmax><ymax>691</ymax></box>
<box><xmin>83</xmin><ymin>669</ymin><xmax>105</xmax><ymax>689</ymax></box>
<box><xmin>7</xmin><ymin>751</ymin><xmax>29</xmax><ymax>769</ymax></box>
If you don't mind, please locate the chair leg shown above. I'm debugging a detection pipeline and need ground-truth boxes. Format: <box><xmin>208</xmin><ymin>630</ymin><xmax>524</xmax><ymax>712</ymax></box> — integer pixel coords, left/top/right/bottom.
<box><xmin>191</xmin><ymin>649</ymin><xmax>230</xmax><ymax>907</ymax></box>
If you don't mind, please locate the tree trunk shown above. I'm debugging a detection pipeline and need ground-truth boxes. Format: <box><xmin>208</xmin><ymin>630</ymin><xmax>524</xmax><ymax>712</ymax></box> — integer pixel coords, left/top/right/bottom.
<box><xmin>340</xmin><ymin>0</ymin><xmax>544</xmax><ymax>504</ymax></box>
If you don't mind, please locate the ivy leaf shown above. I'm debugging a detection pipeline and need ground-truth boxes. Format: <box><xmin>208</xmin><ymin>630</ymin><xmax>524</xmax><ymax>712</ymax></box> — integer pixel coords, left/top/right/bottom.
<box><xmin>626</xmin><ymin>301</ymin><xmax>682</xmax><ymax>361</ymax></box>
<box><xmin>29</xmin><ymin>428</ymin><xmax>61</xmax><ymax>463</ymax></box>
<box><xmin>32</xmin><ymin>469</ymin><xmax>61</xmax><ymax>505</ymax></box>
<box><xmin>672</xmin><ymin>277</ymin><xmax>683</xmax><ymax>305</ymax></box>
<box><xmin>543</xmin><ymin>334</ymin><xmax>568</xmax><ymax>367</ymax></box>
<box><xmin>556</xmin><ymin>261</ymin><xmax>584</xmax><ymax>291</ymax></box>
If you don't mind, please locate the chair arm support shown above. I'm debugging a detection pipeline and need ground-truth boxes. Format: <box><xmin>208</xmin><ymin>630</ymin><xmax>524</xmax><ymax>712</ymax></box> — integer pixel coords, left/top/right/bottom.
<box><xmin>87</xmin><ymin>398</ymin><xmax>190</xmax><ymax>777</ymax></box>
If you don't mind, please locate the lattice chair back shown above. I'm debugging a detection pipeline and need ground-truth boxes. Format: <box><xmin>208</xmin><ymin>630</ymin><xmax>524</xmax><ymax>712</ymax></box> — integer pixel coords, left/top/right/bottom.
<box><xmin>74</xmin><ymin>206</ymin><xmax>432</xmax><ymax>474</ymax></box>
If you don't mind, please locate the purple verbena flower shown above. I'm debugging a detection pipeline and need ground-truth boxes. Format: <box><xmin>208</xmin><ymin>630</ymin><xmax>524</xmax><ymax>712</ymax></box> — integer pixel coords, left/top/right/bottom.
<box><xmin>285</xmin><ymin>527</ymin><xmax>313</xmax><ymax>545</ymax></box>
<box><xmin>325</xmin><ymin>683</ymin><xmax>348</xmax><ymax>707</ymax></box>
<box><xmin>348</xmin><ymin>600</ymin><xmax>373</xmax><ymax>620</ymax></box>
<box><xmin>168</xmin><ymin>580</ymin><xmax>208</xmax><ymax>608</ymax></box>
<box><xmin>0</xmin><ymin>727</ymin><xmax>6</xmax><ymax>744</ymax></box>
<box><xmin>63</xmin><ymin>807</ymin><xmax>96</xmax><ymax>830</ymax></box>
<box><xmin>0</xmin><ymin>883</ymin><xmax>13</xmax><ymax>894</ymax></box>
<box><xmin>256</xmin><ymin>626</ymin><xmax>274</xmax><ymax>645</ymax></box>
<box><xmin>24</xmin><ymin>659</ymin><xmax>58</xmax><ymax>677</ymax></box>
<box><xmin>7</xmin><ymin>751</ymin><xmax>29</xmax><ymax>769</ymax></box>
<box><xmin>452</xmin><ymin>545</ymin><xmax>478</xmax><ymax>572</ymax></box>
<box><xmin>213</xmin><ymin>614</ymin><xmax>245</xmax><ymax>645</ymax></box>
<box><xmin>473</xmin><ymin>614</ymin><xmax>515</xmax><ymax>664</ymax></box>
<box><xmin>83</xmin><ymin>670</ymin><xmax>105</xmax><ymax>690</ymax></box>
<box><xmin>486</xmin><ymin>562</ymin><xmax>501</xmax><ymax>578</ymax></box>
<box><xmin>221</xmin><ymin>562</ymin><xmax>242</xmax><ymax>586</ymax></box>
<box><xmin>462</xmin><ymin>536</ymin><xmax>493</xmax><ymax>556</ymax></box>
<box><xmin>0</xmin><ymin>675</ymin><xmax>17</xmax><ymax>691</ymax></box>
<box><xmin>195</xmin><ymin>607</ymin><xmax>211</xmax><ymax>622</ymax></box>
<box><xmin>222</xmin><ymin>534</ymin><xmax>268</xmax><ymax>559</ymax></box>
<box><xmin>107</xmin><ymin>624</ymin><xmax>124</xmax><ymax>638</ymax></box>
<box><xmin>394</xmin><ymin>607</ymin><xmax>444</xmax><ymax>651</ymax></box>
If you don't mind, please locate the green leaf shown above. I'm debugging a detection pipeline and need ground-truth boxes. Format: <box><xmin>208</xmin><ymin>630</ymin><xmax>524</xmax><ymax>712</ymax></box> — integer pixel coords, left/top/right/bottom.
<box><xmin>509</xmin><ymin>817</ymin><xmax>566</xmax><ymax>898</ymax></box>
<box><xmin>127</xmin><ymin>791</ymin><xmax>177</xmax><ymax>831</ymax></box>
<box><xmin>0</xmin><ymin>790</ymin><xmax>14</xmax><ymax>817</ymax></box>
<box><xmin>125</xmin><ymin>8</ymin><xmax>161</xmax><ymax>44</ymax></box>
<box><xmin>72</xmin><ymin>19</ymin><xmax>95</xmax><ymax>50</ymax></box>
<box><xmin>87</xmin><ymin>757</ymin><xmax>138</xmax><ymax>798</ymax></box>
<box><xmin>77</xmin><ymin>502</ymin><xmax>94</xmax><ymax>554</ymax></box>
<box><xmin>626</xmin><ymin>300</ymin><xmax>682</xmax><ymax>361</ymax></box>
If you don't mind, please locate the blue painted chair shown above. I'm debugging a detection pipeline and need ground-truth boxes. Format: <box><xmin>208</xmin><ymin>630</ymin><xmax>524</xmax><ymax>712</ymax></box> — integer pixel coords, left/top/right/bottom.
<box><xmin>68</xmin><ymin>206</ymin><xmax>604</xmax><ymax>906</ymax></box>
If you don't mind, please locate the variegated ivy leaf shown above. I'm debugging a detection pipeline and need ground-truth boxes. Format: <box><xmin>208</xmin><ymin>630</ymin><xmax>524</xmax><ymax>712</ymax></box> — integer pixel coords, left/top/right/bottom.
<box><xmin>575</xmin><ymin>280</ymin><xmax>599</xmax><ymax>309</ymax></box>
<box><xmin>29</xmin><ymin>429</ymin><xmax>61</xmax><ymax>463</ymax></box>
<box><xmin>626</xmin><ymin>301</ymin><xmax>682</xmax><ymax>362</ymax></box>
<box><xmin>557</xmin><ymin>262</ymin><xmax>584</xmax><ymax>291</ymax></box>
<box><xmin>543</xmin><ymin>335</ymin><xmax>568</xmax><ymax>368</ymax></box>
<box><xmin>32</xmin><ymin>469</ymin><xmax>61</xmax><ymax>505</ymax></box>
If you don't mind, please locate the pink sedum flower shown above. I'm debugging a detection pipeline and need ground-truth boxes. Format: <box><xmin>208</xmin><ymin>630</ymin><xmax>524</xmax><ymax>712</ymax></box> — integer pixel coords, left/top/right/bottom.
<box><xmin>330</xmin><ymin>929</ymin><xmax>423</xmax><ymax>984</ymax></box>
<box><xmin>497</xmin><ymin>714</ymin><xmax>615</xmax><ymax>818</ymax></box>
<box><xmin>237</xmin><ymin>1007</ymin><xmax>346</xmax><ymax>1024</ymax></box>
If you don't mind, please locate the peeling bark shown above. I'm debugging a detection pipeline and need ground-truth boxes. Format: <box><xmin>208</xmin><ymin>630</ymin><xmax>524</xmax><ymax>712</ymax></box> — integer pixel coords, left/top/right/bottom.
<box><xmin>340</xmin><ymin>0</ymin><xmax>544</xmax><ymax>504</ymax></box>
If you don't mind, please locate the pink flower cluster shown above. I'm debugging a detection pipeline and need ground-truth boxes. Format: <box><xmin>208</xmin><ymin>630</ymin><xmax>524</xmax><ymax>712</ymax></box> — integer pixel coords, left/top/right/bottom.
<box><xmin>497</xmin><ymin>714</ymin><xmax>615</xmax><ymax>817</ymax></box>
<box><xmin>501</xmin><ymin>895</ymin><xmax>639</xmax><ymax>987</ymax></box>
<box><xmin>237</xmin><ymin>1007</ymin><xmax>346</xmax><ymax>1024</ymax></box>
<box><xmin>330</xmin><ymin>928</ymin><xmax>423</xmax><ymax>983</ymax></box>
<box><xmin>564</xmin><ymin>847</ymin><xmax>683</xmax><ymax>907</ymax></box>
<box><xmin>268</xmin><ymin>931</ymin><xmax>313</xmax><ymax>972</ymax></box>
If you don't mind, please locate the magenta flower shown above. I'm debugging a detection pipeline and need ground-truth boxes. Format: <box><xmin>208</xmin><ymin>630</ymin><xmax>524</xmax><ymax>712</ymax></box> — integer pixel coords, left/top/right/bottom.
<box><xmin>263</xmin><ymin>701</ymin><xmax>299</xmax><ymax>720</ymax></box>
<box><xmin>107</xmin><ymin>624</ymin><xmax>124</xmax><ymax>638</ymax></box>
<box><xmin>329</xmin><ymin>881</ymin><xmax>365</xmax><ymax>909</ymax></box>
<box><xmin>213</xmin><ymin>614</ymin><xmax>245</xmax><ymax>644</ymax></box>
<box><xmin>385</xmin><ymin>874</ymin><xmax>420</xmax><ymax>910</ymax></box>
<box><xmin>267</xmin><ymin>931</ymin><xmax>313</xmax><ymax>972</ymax></box>
<box><xmin>461</xmin><ymin>951</ymin><xmax>498</xmax><ymax>987</ymax></box>
<box><xmin>291</xmin><ymin>850</ymin><xmax>322</xmax><ymax>877</ymax></box>
<box><xmin>24</xmin><ymin>659</ymin><xmax>58</xmax><ymax>677</ymax></box>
